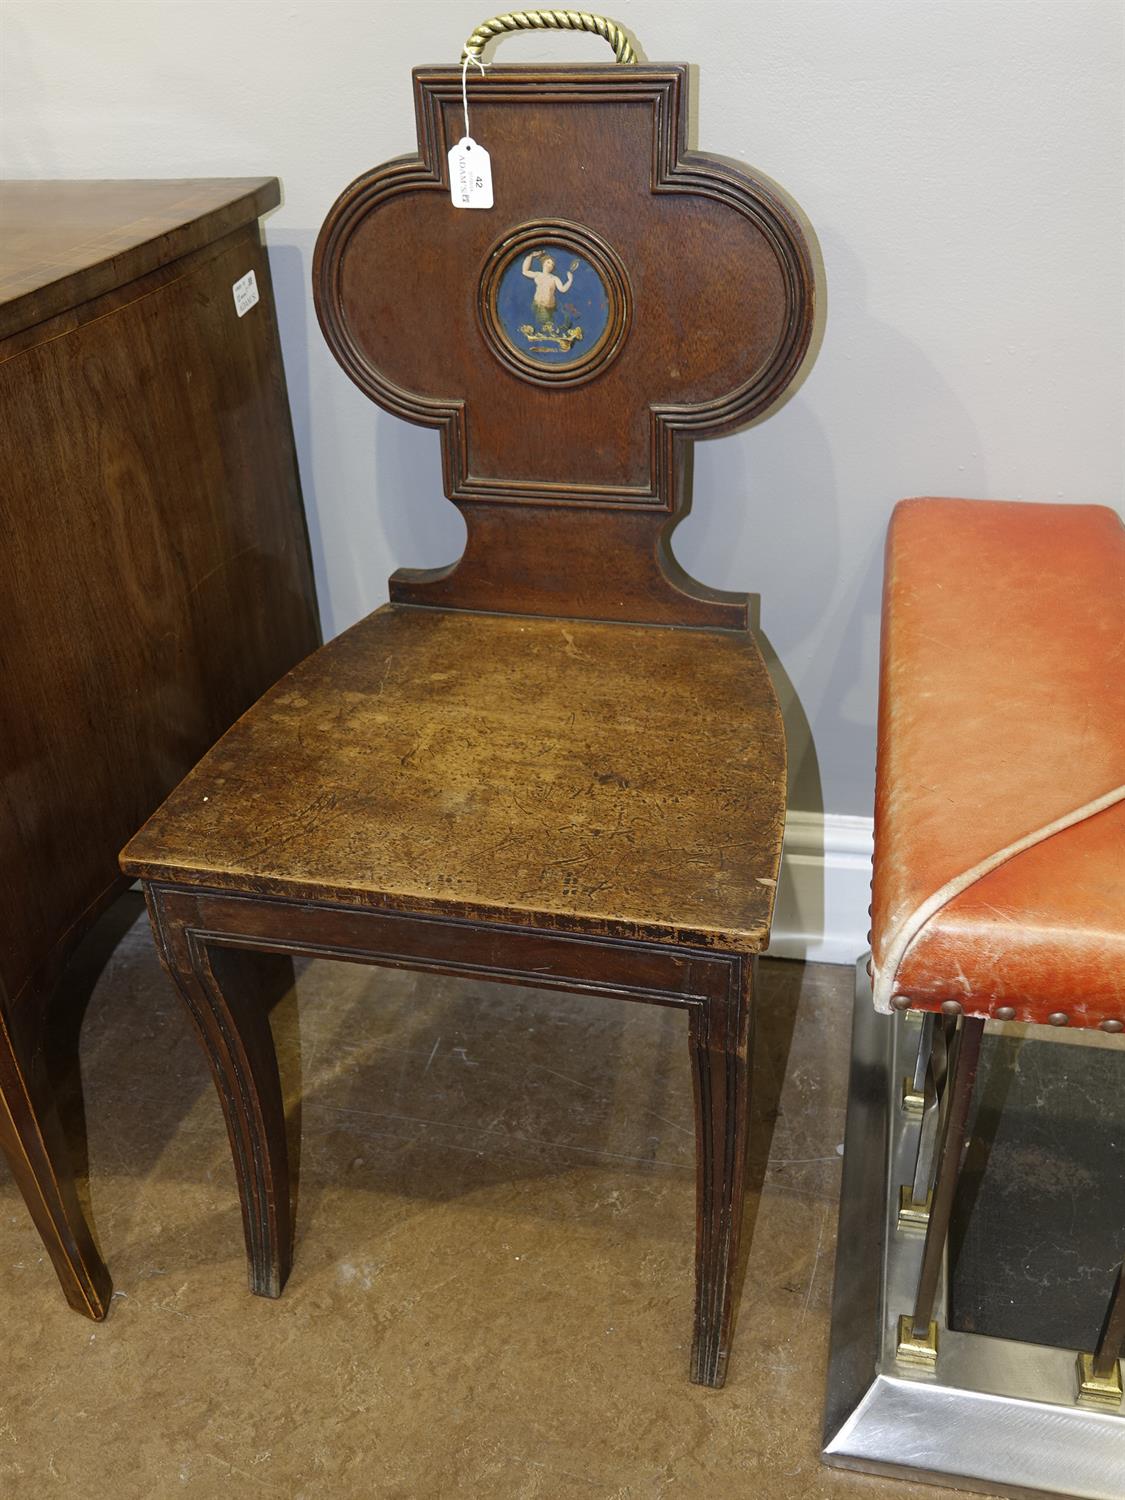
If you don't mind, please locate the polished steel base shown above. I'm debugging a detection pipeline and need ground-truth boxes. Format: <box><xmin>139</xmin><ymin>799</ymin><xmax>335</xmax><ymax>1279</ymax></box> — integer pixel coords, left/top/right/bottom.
<box><xmin>821</xmin><ymin>963</ymin><xmax>1125</xmax><ymax>1500</ymax></box>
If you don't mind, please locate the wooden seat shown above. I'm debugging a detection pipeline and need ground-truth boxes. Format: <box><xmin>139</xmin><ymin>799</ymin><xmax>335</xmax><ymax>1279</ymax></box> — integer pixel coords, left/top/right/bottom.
<box><xmin>124</xmin><ymin>605</ymin><xmax>785</xmax><ymax>947</ymax></box>
<box><xmin>121</xmin><ymin>35</ymin><xmax>816</xmax><ymax>1387</ymax></box>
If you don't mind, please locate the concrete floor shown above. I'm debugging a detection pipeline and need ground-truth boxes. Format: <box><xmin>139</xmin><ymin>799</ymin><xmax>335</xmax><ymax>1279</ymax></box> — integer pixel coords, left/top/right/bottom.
<box><xmin>0</xmin><ymin>897</ymin><xmax>979</xmax><ymax>1499</ymax></box>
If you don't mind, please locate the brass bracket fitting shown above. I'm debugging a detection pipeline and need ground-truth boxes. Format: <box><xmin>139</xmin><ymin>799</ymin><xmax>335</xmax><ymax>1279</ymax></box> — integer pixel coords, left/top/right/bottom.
<box><xmin>901</xmin><ymin>1074</ymin><xmax>925</xmax><ymax>1114</ymax></box>
<box><xmin>1076</xmin><ymin>1352</ymin><xmax>1123</xmax><ymax>1410</ymax></box>
<box><xmin>897</xmin><ymin>1184</ymin><xmax>933</xmax><ymax>1231</ymax></box>
<box><xmin>896</xmin><ymin>1314</ymin><xmax>939</xmax><ymax>1367</ymax></box>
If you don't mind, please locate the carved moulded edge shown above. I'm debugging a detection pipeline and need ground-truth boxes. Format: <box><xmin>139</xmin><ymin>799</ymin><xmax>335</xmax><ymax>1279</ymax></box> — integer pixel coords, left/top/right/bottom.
<box><xmin>313</xmin><ymin>66</ymin><xmax>815</xmax><ymax>513</ymax></box>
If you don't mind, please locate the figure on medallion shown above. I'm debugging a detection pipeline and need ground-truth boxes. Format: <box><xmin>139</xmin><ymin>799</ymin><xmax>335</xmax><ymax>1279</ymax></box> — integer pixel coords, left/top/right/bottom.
<box><xmin>522</xmin><ymin>251</ymin><xmax>576</xmax><ymax>330</ymax></box>
<box><xmin>498</xmin><ymin>244</ymin><xmax>606</xmax><ymax>362</ymax></box>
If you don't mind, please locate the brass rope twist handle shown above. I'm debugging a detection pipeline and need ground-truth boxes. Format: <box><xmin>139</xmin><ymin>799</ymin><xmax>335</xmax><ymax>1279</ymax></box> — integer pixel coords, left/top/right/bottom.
<box><xmin>463</xmin><ymin>10</ymin><xmax>637</xmax><ymax>65</ymax></box>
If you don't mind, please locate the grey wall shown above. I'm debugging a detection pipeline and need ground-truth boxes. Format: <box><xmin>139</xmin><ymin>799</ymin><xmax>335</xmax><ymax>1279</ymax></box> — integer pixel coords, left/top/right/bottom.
<box><xmin>4</xmin><ymin>0</ymin><xmax>1122</xmax><ymax>815</ymax></box>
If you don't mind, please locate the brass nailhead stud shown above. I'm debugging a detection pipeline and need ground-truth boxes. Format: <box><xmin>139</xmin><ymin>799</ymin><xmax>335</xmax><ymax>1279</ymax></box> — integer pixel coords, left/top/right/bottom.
<box><xmin>890</xmin><ymin>994</ymin><xmax>912</xmax><ymax>1012</ymax></box>
<box><xmin>994</xmin><ymin>1005</ymin><xmax>1016</xmax><ymax>1021</ymax></box>
<box><xmin>1048</xmin><ymin>1012</ymin><xmax>1069</xmax><ymax>1027</ymax></box>
<box><xmin>1100</xmin><ymin>1019</ymin><xmax>1124</xmax><ymax>1034</ymax></box>
<box><xmin>940</xmin><ymin>999</ymin><xmax>963</xmax><ymax>1017</ymax></box>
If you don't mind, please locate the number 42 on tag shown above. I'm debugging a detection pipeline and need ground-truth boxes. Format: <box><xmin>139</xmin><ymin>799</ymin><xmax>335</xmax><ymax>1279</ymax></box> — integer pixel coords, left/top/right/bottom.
<box><xmin>448</xmin><ymin>137</ymin><xmax>493</xmax><ymax>209</ymax></box>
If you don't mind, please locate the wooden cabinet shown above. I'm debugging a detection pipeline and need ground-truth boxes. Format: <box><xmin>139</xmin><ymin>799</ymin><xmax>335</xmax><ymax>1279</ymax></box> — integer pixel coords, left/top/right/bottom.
<box><xmin>0</xmin><ymin>178</ymin><xmax>320</xmax><ymax>1315</ymax></box>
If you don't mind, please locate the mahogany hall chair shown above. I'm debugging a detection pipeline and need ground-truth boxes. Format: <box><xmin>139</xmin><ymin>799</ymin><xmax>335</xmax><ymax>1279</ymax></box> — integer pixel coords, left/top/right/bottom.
<box><xmin>120</xmin><ymin>20</ymin><xmax>816</xmax><ymax>1386</ymax></box>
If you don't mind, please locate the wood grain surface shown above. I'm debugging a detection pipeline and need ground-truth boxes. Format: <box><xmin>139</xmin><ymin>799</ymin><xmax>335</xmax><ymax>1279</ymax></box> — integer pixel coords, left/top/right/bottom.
<box><xmin>0</xmin><ymin>179</ymin><xmax>319</xmax><ymax>1318</ymax></box>
<box><xmin>0</xmin><ymin>177</ymin><xmax>281</xmax><ymax>338</ymax></box>
<box><xmin>122</xmin><ymin>604</ymin><xmax>787</xmax><ymax>950</ymax></box>
<box><xmin>315</xmin><ymin>64</ymin><xmax>815</xmax><ymax>625</ymax></box>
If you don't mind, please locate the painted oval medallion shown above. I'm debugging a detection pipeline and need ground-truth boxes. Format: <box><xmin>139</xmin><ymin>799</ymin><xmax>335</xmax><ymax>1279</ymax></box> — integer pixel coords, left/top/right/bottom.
<box><xmin>479</xmin><ymin>221</ymin><xmax>631</xmax><ymax>387</ymax></box>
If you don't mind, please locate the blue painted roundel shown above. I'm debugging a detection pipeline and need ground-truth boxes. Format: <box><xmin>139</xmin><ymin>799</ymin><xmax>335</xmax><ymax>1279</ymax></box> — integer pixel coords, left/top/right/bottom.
<box><xmin>494</xmin><ymin>246</ymin><xmax>611</xmax><ymax>367</ymax></box>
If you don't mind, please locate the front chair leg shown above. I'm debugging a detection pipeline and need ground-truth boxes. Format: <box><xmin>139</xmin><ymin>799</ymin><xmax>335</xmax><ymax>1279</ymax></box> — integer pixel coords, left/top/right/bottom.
<box><xmin>0</xmin><ymin>1007</ymin><xmax>112</xmax><ymax>1318</ymax></box>
<box><xmin>689</xmin><ymin>957</ymin><xmax>753</xmax><ymax>1388</ymax></box>
<box><xmin>146</xmin><ymin>891</ymin><xmax>294</xmax><ymax>1299</ymax></box>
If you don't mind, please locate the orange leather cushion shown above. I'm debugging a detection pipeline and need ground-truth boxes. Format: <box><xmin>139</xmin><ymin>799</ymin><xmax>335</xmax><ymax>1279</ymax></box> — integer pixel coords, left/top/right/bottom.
<box><xmin>870</xmin><ymin>497</ymin><xmax>1125</xmax><ymax>1029</ymax></box>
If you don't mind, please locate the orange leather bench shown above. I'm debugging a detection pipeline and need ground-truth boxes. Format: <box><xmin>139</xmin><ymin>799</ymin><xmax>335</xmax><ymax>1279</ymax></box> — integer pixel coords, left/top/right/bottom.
<box><xmin>867</xmin><ymin>495</ymin><xmax>1124</xmax><ymax>1390</ymax></box>
<box><xmin>871</xmin><ymin>497</ymin><xmax>1125</xmax><ymax>1033</ymax></box>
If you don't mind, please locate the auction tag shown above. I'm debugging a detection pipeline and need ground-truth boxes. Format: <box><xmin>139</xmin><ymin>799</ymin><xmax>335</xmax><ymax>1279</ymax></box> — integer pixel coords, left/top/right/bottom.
<box><xmin>448</xmin><ymin>137</ymin><xmax>493</xmax><ymax>209</ymax></box>
<box><xmin>232</xmin><ymin>269</ymin><xmax>259</xmax><ymax>317</ymax></box>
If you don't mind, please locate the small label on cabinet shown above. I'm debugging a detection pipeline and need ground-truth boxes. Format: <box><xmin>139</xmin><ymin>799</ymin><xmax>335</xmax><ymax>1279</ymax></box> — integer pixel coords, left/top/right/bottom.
<box><xmin>232</xmin><ymin>269</ymin><xmax>260</xmax><ymax>317</ymax></box>
<box><xmin>448</xmin><ymin>138</ymin><xmax>493</xmax><ymax>209</ymax></box>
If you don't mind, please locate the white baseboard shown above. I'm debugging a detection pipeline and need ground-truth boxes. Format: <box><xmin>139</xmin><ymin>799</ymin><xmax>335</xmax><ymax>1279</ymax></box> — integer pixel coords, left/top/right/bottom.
<box><xmin>766</xmin><ymin>811</ymin><xmax>873</xmax><ymax>967</ymax></box>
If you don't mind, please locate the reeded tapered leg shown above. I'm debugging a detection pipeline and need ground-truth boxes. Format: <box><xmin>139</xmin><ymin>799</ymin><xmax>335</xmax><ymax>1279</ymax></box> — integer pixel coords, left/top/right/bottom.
<box><xmin>688</xmin><ymin>957</ymin><xmax>753</xmax><ymax>1388</ymax></box>
<box><xmin>147</xmin><ymin>893</ymin><xmax>294</xmax><ymax>1298</ymax></box>
<box><xmin>0</xmin><ymin>1006</ymin><xmax>112</xmax><ymax>1318</ymax></box>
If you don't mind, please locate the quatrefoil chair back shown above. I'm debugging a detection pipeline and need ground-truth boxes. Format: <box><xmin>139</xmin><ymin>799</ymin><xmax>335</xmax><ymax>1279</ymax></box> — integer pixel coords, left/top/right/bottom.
<box><xmin>120</xmin><ymin>15</ymin><xmax>815</xmax><ymax>1387</ymax></box>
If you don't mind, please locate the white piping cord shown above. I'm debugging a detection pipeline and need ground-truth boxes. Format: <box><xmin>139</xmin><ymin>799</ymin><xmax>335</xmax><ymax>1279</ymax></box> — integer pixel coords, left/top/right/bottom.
<box><xmin>872</xmin><ymin>783</ymin><xmax>1125</xmax><ymax>1013</ymax></box>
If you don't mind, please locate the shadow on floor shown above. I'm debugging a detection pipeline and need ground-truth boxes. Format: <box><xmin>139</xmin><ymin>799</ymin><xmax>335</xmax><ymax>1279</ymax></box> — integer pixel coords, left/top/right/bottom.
<box><xmin>45</xmin><ymin>897</ymin><xmax>815</xmax><ymax>1254</ymax></box>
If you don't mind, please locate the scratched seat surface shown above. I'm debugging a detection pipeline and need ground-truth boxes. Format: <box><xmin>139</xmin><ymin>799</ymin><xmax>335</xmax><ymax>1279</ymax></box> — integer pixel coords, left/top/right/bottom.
<box><xmin>122</xmin><ymin>604</ymin><xmax>786</xmax><ymax>951</ymax></box>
